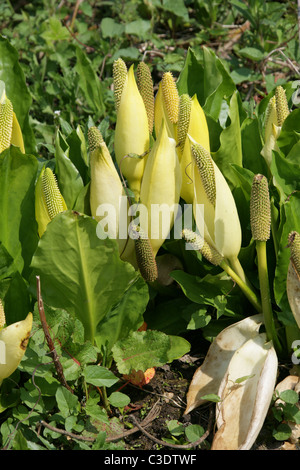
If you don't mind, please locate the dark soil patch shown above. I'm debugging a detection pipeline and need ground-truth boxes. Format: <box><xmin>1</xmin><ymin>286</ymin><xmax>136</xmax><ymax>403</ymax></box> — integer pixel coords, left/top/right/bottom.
<box><xmin>110</xmin><ymin>336</ymin><xmax>298</xmax><ymax>451</ymax></box>
<box><xmin>112</xmin><ymin>351</ymin><xmax>214</xmax><ymax>451</ymax></box>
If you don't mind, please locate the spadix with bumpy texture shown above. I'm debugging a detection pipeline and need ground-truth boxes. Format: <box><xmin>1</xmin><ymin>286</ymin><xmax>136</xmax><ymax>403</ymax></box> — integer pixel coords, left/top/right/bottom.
<box><xmin>0</xmin><ymin>299</ymin><xmax>5</xmax><ymax>329</ymax></box>
<box><xmin>287</xmin><ymin>231</ymin><xmax>300</xmax><ymax>329</ymax></box>
<box><xmin>275</xmin><ymin>85</ymin><xmax>289</xmax><ymax>126</ymax></box>
<box><xmin>0</xmin><ymin>311</ymin><xmax>33</xmax><ymax>386</ymax></box>
<box><xmin>35</xmin><ymin>166</ymin><xmax>68</xmax><ymax>237</ymax></box>
<box><xmin>261</xmin><ymin>87</ymin><xmax>289</xmax><ymax>166</ymax></box>
<box><xmin>161</xmin><ymin>72</ymin><xmax>179</xmax><ymax>125</ymax></box>
<box><xmin>113</xmin><ymin>58</ymin><xmax>128</xmax><ymax>113</ymax></box>
<box><xmin>177</xmin><ymin>94</ymin><xmax>192</xmax><ymax>153</ymax></box>
<box><xmin>192</xmin><ymin>143</ymin><xmax>216</xmax><ymax>207</ymax></box>
<box><xmin>0</xmin><ymin>91</ymin><xmax>13</xmax><ymax>153</ymax></box>
<box><xmin>191</xmin><ymin>139</ymin><xmax>242</xmax><ymax>263</ymax></box>
<box><xmin>288</xmin><ymin>231</ymin><xmax>300</xmax><ymax>275</ymax></box>
<box><xmin>131</xmin><ymin>224</ymin><xmax>158</xmax><ymax>282</ymax></box>
<box><xmin>178</xmin><ymin>95</ymin><xmax>210</xmax><ymax>204</ymax></box>
<box><xmin>137</xmin><ymin>62</ymin><xmax>155</xmax><ymax>135</ymax></box>
<box><xmin>182</xmin><ymin>228</ymin><xmax>224</xmax><ymax>266</ymax></box>
<box><xmin>250</xmin><ymin>174</ymin><xmax>271</xmax><ymax>242</ymax></box>
<box><xmin>0</xmin><ymin>90</ymin><xmax>25</xmax><ymax>154</ymax></box>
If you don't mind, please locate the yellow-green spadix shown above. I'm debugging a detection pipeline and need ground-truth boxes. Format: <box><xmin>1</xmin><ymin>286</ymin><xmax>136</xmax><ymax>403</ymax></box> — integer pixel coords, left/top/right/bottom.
<box><xmin>0</xmin><ymin>309</ymin><xmax>33</xmax><ymax>386</ymax></box>
<box><xmin>154</xmin><ymin>72</ymin><xmax>179</xmax><ymax>141</ymax></box>
<box><xmin>0</xmin><ymin>89</ymin><xmax>25</xmax><ymax>154</ymax></box>
<box><xmin>139</xmin><ymin>121</ymin><xmax>182</xmax><ymax>257</ymax></box>
<box><xmin>113</xmin><ymin>63</ymin><xmax>150</xmax><ymax>201</ymax></box>
<box><xmin>191</xmin><ymin>139</ymin><xmax>242</xmax><ymax>262</ymax></box>
<box><xmin>177</xmin><ymin>94</ymin><xmax>210</xmax><ymax>204</ymax></box>
<box><xmin>35</xmin><ymin>166</ymin><xmax>68</xmax><ymax>237</ymax></box>
<box><xmin>287</xmin><ymin>231</ymin><xmax>300</xmax><ymax>329</ymax></box>
<box><xmin>261</xmin><ymin>86</ymin><xmax>290</xmax><ymax>167</ymax></box>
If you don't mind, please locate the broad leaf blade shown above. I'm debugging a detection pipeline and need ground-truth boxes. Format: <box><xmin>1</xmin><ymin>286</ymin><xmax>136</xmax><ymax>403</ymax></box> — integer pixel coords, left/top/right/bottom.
<box><xmin>0</xmin><ymin>147</ymin><xmax>38</xmax><ymax>277</ymax></box>
<box><xmin>30</xmin><ymin>211</ymin><xmax>138</xmax><ymax>343</ymax></box>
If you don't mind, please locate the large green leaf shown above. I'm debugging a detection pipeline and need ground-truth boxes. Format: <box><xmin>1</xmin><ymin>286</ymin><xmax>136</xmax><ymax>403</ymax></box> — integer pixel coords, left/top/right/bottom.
<box><xmin>30</xmin><ymin>211</ymin><xmax>138</xmax><ymax>343</ymax></box>
<box><xmin>55</xmin><ymin>131</ymin><xmax>84</xmax><ymax>209</ymax></box>
<box><xmin>274</xmin><ymin>193</ymin><xmax>300</xmax><ymax>325</ymax></box>
<box><xmin>75</xmin><ymin>46</ymin><xmax>105</xmax><ymax>118</ymax></box>
<box><xmin>0</xmin><ymin>35</ymin><xmax>36</xmax><ymax>154</ymax></box>
<box><xmin>177</xmin><ymin>47</ymin><xmax>236</xmax><ymax>120</ymax></box>
<box><xmin>0</xmin><ymin>147</ymin><xmax>38</xmax><ymax>277</ymax></box>
<box><xmin>95</xmin><ymin>276</ymin><xmax>149</xmax><ymax>361</ymax></box>
<box><xmin>112</xmin><ymin>329</ymin><xmax>190</xmax><ymax>374</ymax></box>
<box><xmin>212</xmin><ymin>91</ymin><xmax>244</xmax><ymax>187</ymax></box>
<box><xmin>270</xmin><ymin>151</ymin><xmax>300</xmax><ymax>203</ymax></box>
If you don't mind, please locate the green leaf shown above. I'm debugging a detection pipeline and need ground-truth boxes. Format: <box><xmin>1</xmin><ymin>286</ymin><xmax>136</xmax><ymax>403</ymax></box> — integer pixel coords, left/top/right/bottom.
<box><xmin>100</xmin><ymin>18</ymin><xmax>125</xmax><ymax>38</ymax></box>
<box><xmin>171</xmin><ymin>271</ymin><xmax>232</xmax><ymax>308</ymax></box>
<box><xmin>167</xmin><ymin>335</ymin><xmax>190</xmax><ymax>362</ymax></box>
<box><xmin>0</xmin><ymin>147</ymin><xmax>38</xmax><ymax>277</ymax></box>
<box><xmin>272</xmin><ymin>423</ymin><xmax>292</xmax><ymax>441</ymax></box>
<box><xmin>185</xmin><ymin>424</ymin><xmax>205</xmax><ymax>443</ymax></box>
<box><xmin>238</xmin><ymin>47</ymin><xmax>266</xmax><ymax>61</ymax></box>
<box><xmin>213</xmin><ymin>91</ymin><xmax>245</xmax><ymax>188</ymax></box>
<box><xmin>30</xmin><ymin>211</ymin><xmax>138</xmax><ymax>343</ymax></box>
<box><xmin>177</xmin><ymin>47</ymin><xmax>236</xmax><ymax>120</ymax></box>
<box><xmin>167</xmin><ymin>420</ymin><xmax>185</xmax><ymax>436</ymax></box>
<box><xmin>41</xmin><ymin>17</ymin><xmax>70</xmax><ymax>43</ymax></box>
<box><xmin>270</xmin><ymin>151</ymin><xmax>300</xmax><ymax>202</ymax></box>
<box><xmin>108</xmin><ymin>392</ymin><xmax>131</xmax><ymax>408</ymax></box>
<box><xmin>112</xmin><ymin>330</ymin><xmax>171</xmax><ymax>375</ymax></box>
<box><xmin>112</xmin><ymin>329</ymin><xmax>190</xmax><ymax>374</ymax></box>
<box><xmin>198</xmin><ymin>393</ymin><xmax>221</xmax><ymax>402</ymax></box>
<box><xmin>279</xmin><ymin>390</ymin><xmax>299</xmax><ymax>405</ymax></box>
<box><xmin>125</xmin><ymin>20</ymin><xmax>151</xmax><ymax>39</ymax></box>
<box><xmin>55</xmin><ymin>386</ymin><xmax>80</xmax><ymax>418</ymax></box>
<box><xmin>276</xmin><ymin>109</ymin><xmax>300</xmax><ymax>156</ymax></box>
<box><xmin>0</xmin><ymin>36</ymin><xmax>36</xmax><ymax>153</ymax></box>
<box><xmin>55</xmin><ymin>131</ymin><xmax>84</xmax><ymax>209</ymax></box>
<box><xmin>75</xmin><ymin>46</ymin><xmax>105</xmax><ymax>117</ymax></box>
<box><xmin>274</xmin><ymin>193</ymin><xmax>300</xmax><ymax>324</ymax></box>
<box><xmin>95</xmin><ymin>276</ymin><xmax>149</xmax><ymax>359</ymax></box>
<box><xmin>83</xmin><ymin>365</ymin><xmax>119</xmax><ymax>388</ymax></box>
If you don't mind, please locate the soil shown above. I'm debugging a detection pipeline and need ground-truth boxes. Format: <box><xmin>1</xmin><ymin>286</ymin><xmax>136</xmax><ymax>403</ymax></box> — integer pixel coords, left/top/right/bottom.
<box><xmin>110</xmin><ymin>332</ymin><xmax>298</xmax><ymax>451</ymax></box>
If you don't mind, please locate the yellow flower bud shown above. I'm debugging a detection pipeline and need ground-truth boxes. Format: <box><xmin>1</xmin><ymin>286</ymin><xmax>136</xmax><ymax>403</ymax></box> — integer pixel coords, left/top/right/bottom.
<box><xmin>88</xmin><ymin>126</ymin><xmax>134</xmax><ymax>260</ymax></box>
<box><xmin>0</xmin><ymin>312</ymin><xmax>32</xmax><ymax>386</ymax></box>
<box><xmin>35</xmin><ymin>166</ymin><xmax>68</xmax><ymax>237</ymax></box>
<box><xmin>261</xmin><ymin>87</ymin><xmax>289</xmax><ymax>166</ymax></box>
<box><xmin>140</xmin><ymin>122</ymin><xmax>182</xmax><ymax>257</ymax></box>
<box><xmin>178</xmin><ymin>94</ymin><xmax>210</xmax><ymax>204</ymax></box>
<box><xmin>114</xmin><ymin>64</ymin><xmax>150</xmax><ymax>201</ymax></box>
<box><xmin>191</xmin><ymin>140</ymin><xmax>242</xmax><ymax>261</ymax></box>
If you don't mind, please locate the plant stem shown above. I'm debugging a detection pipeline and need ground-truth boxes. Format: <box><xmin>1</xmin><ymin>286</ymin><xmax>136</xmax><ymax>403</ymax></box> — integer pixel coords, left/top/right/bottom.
<box><xmin>255</xmin><ymin>240</ymin><xmax>282</xmax><ymax>354</ymax></box>
<box><xmin>219</xmin><ymin>260</ymin><xmax>262</xmax><ymax>313</ymax></box>
<box><xmin>228</xmin><ymin>255</ymin><xmax>253</xmax><ymax>289</ymax></box>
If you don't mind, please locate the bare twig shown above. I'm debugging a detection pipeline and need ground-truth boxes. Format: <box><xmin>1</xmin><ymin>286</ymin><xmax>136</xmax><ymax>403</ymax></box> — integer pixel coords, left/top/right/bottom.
<box><xmin>36</xmin><ymin>276</ymin><xmax>73</xmax><ymax>394</ymax></box>
<box><xmin>39</xmin><ymin>399</ymin><xmax>161</xmax><ymax>443</ymax></box>
<box><xmin>128</xmin><ymin>404</ymin><xmax>214</xmax><ymax>449</ymax></box>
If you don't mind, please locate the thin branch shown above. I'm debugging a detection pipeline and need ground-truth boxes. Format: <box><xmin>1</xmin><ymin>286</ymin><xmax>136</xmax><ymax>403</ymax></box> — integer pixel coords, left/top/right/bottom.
<box><xmin>128</xmin><ymin>404</ymin><xmax>214</xmax><ymax>449</ymax></box>
<box><xmin>39</xmin><ymin>399</ymin><xmax>161</xmax><ymax>443</ymax></box>
<box><xmin>36</xmin><ymin>276</ymin><xmax>73</xmax><ymax>394</ymax></box>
